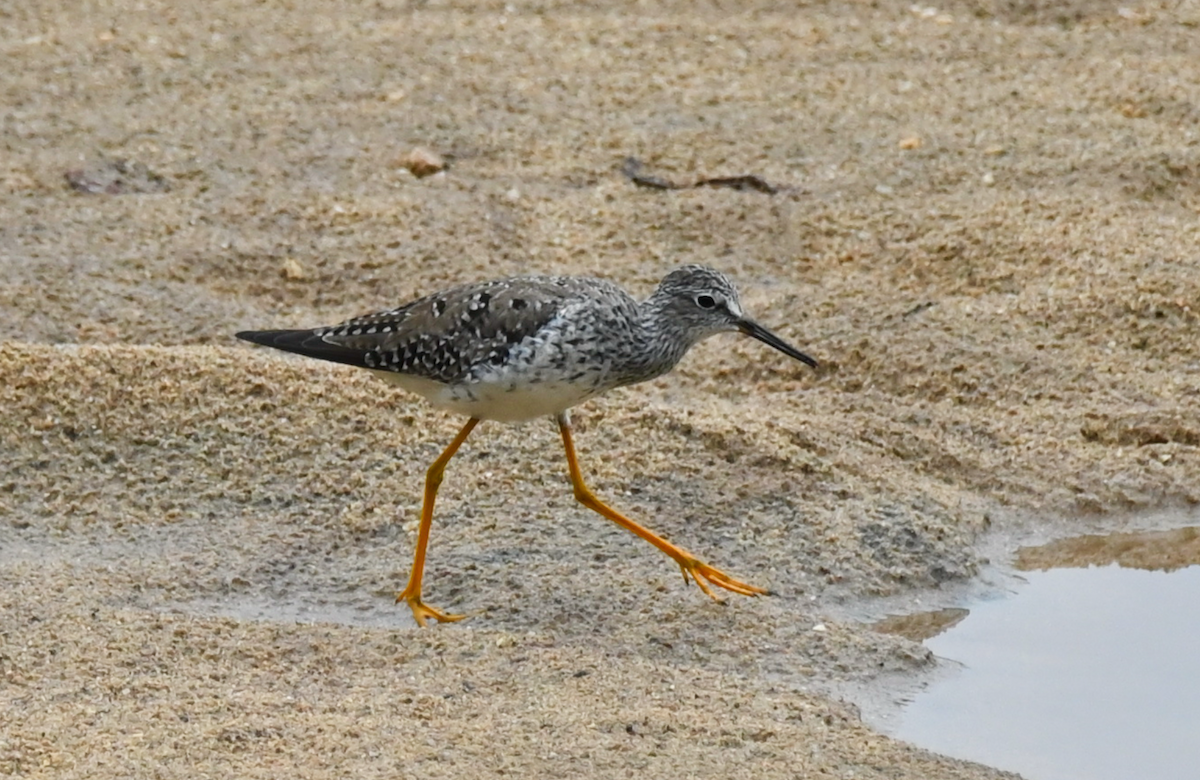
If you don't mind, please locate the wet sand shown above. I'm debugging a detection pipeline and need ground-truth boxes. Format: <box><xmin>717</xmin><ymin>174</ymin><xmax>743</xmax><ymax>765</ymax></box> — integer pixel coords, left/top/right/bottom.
<box><xmin>3</xmin><ymin>1</ymin><xmax>1198</xmax><ymax>777</ymax></box>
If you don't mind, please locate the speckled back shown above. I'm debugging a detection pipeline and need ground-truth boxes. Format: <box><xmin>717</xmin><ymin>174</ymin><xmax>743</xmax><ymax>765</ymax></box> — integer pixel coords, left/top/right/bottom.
<box><xmin>320</xmin><ymin>275</ymin><xmax>637</xmax><ymax>384</ymax></box>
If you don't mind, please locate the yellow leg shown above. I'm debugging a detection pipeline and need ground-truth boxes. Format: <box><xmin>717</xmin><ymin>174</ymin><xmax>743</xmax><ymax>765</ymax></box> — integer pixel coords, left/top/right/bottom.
<box><xmin>556</xmin><ymin>413</ymin><xmax>767</xmax><ymax>601</ymax></box>
<box><xmin>396</xmin><ymin>417</ymin><xmax>480</xmax><ymax>627</ymax></box>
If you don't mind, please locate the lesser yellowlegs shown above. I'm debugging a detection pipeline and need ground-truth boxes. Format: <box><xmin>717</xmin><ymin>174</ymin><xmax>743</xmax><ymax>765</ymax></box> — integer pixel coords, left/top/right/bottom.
<box><xmin>236</xmin><ymin>264</ymin><xmax>818</xmax><ymax>626</ymax></box>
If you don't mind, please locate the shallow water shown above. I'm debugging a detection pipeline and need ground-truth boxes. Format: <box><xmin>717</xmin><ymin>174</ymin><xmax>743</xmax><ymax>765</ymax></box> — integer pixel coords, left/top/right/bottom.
<box><xmin>889</xmin><ymin>527</ymin><xmax>1200</xmax><ymax>780</ymax></box>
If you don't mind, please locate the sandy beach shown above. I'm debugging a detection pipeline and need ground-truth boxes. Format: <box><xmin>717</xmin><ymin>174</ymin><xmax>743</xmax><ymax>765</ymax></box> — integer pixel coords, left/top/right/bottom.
<box><xmin>3</xmin><ymin>1</ymin><xmax>1198</xmax><ymax>777</ymax></box>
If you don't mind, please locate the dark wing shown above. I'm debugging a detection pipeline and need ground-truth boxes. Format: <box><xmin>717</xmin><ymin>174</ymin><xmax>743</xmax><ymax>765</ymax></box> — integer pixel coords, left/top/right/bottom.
<box><xmin>234</xmin><ymin>328</ymin><xmax>375</xmax><ymax>370</ymax></box>
<box><xmin>236</xmin><ymin>276</ymin><xmax>613</xmax><ymax>383</ymax></box>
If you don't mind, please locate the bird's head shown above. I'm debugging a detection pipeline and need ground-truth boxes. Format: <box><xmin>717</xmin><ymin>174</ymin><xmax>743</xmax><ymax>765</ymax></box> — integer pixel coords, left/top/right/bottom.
<box><xmin>652</xmin><ymin>264</ymin><xmax>818</xmax><ymax>368</ymax></box>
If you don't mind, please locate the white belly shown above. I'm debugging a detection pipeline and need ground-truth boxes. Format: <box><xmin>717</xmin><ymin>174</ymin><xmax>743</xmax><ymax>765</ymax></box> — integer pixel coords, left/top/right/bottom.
<box><xmin>369</xmin><ymin>370</ymin><xmax>601</xmax><ymax>422</ymax></box>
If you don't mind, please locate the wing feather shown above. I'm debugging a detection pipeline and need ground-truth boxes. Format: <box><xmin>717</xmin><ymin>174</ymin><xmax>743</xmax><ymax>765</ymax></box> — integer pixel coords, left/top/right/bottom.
<box><xmin>237</xmin><ymin>276</ymin><xmax>630</xmax><ymax>384</ymax></box>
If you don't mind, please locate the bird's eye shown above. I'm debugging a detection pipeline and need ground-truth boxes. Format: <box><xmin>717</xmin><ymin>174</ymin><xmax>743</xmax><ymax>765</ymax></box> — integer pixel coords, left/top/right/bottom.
<box><xmin>696</xmin><ymin>294</ymin><xmax>717</xmax><ymax>309</ymax></box>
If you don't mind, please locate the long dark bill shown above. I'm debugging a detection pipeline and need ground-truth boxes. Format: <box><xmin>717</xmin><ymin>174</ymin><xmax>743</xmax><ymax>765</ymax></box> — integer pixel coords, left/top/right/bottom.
<box><xmin>737</xmin><ymin>319</ymin><xmax>818</xmax><ymax>368</ymax></box>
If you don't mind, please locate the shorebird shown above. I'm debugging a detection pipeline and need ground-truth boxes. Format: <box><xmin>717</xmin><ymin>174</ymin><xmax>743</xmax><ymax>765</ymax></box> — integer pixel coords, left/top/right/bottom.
<box><xmin>236</xmin><ymin>264</ymin><xmax>817</xmax><ymax>626</ymax></box>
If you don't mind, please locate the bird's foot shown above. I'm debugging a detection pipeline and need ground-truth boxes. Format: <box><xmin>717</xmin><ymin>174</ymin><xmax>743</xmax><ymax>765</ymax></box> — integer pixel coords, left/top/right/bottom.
<box><xmin>396</xmin><ymin>589</ymin><xmax>466</xmax><ymax>628</ymax></box>
<box><xmin>674</xmin><ymin>555</ymin><xmax>769</xmax><ymax>601</ymax></box>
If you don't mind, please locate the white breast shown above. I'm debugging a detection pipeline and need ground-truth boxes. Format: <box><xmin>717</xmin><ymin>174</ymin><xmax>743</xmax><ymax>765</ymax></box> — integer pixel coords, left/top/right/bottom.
<box><xmin>369</xmin><ymin>370</ymin><xmax>603</xmax><ymax>423</ymax></box>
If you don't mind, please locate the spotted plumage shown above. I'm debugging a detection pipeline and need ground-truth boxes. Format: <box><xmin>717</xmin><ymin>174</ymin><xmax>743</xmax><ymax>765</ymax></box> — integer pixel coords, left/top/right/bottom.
<box><xmin>235</xmin><ymin>264</ymin><xmax>818</xmax><ymax>626</ymax></box>
<box><xmin>236</xmin><ymin>265</ymin><xmax>816</xmax><ymax>423</ymax></box>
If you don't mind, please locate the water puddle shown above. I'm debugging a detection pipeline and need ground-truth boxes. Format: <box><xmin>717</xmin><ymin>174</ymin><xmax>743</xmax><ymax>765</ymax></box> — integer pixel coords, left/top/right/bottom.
<box><xmin>879</xmin><ymin>525</ymin><xmax>1200</xmax><ymax>780</ymax></box>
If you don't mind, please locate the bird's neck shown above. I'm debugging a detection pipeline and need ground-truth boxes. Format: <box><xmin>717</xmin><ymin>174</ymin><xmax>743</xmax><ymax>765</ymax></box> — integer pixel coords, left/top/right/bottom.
<box><xmin>617</xmin><ymin>295</ymin><xmax>693</xmax><ymax>385</ymax></box>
